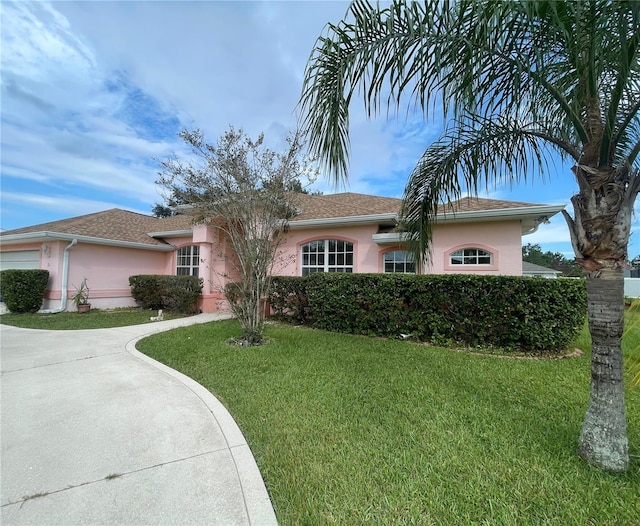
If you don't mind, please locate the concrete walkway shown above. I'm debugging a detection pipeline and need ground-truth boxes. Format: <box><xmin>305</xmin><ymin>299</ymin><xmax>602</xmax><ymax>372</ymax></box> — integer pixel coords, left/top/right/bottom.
<box><xmin>0</xmin><ymin>313</ymin><xmax>278</xmax><ymax>525</ymax></box>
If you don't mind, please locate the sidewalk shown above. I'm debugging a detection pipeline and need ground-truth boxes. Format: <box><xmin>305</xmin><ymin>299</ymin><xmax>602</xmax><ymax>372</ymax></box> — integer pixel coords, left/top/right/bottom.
<box><xmin>0</xmin><ymin>313</ymin><xmax>277</xmax><ymax>525</ymax></box>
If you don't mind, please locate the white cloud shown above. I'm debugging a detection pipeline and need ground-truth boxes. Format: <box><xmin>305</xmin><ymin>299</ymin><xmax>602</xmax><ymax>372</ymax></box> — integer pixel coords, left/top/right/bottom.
<box><xmin>1</xmin><ymin>0</ymin><xmax>636</xmax><ymax>265</ymax></box>
<box><xmin>524</xmin><ymin>218</ymin><xmax>572</xmax><ymax>245</ymax></box>
<box><xmin>1</xmin><ymin>122</ymin><xmax>164</xmax><ymax>195</ymax></box>
<box><xmin>0</xmin><ymin>191</ymin><xmax>151</xmax><ymax>232</ymax></box>
<box><xmin>1</xmin><ymin>1</ymin><xmax>189</xmax><ymax>231</ymax></box>
<box><xmin>2</xmin><ymin>2</ymin><xmax>96</xmax><ymax>82</ymax></box>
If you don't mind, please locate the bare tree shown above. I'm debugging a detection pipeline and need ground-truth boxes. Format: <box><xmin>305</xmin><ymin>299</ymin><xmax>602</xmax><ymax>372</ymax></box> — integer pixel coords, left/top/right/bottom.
<box><xmin>158</xmin><ymin>127</ymin><xmax>317</xmax><ymax>344</ymax></box>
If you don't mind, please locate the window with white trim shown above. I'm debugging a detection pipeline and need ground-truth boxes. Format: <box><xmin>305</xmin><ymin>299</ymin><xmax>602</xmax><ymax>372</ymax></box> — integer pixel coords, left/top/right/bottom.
<box><xmin>301</xmin><ymin>239</ymin><xmax>354</xmax><ymax>276</ymax></box>
<box><xmin>176</xmin><ymin>245</ymin><xmax>200</xmax><ymax>276</ymax></box>
<box><xmin>450</xmin><ymin>248</ymin><xmax>492</xmax><ymax>265</ymax></box>
<box><xmin>383</xmin><ymin>250</ymin><xmax>416</xmax><ymax>273</ymax></box>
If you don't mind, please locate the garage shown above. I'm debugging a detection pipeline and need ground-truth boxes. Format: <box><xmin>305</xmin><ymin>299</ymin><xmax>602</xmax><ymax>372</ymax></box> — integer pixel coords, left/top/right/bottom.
<box><xmin>0</xmin><ymin>250</ymin><xmax>40</xmax><ymax>271</ymax></box>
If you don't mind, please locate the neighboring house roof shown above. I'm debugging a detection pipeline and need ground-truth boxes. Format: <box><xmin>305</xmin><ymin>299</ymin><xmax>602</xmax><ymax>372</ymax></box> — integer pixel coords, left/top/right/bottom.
<box><xmin>0</xmin><ymin>193</ymin><xmax>564</xmax><ymax>248</ymax></box>
<box><xmin>522</xmin><ymin>261</ymin><xmax>563</xmax><ymax>276</ymax></box>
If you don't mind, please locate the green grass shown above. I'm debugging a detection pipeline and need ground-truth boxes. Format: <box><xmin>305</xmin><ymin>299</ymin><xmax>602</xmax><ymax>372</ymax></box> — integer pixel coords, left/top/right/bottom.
<box><xmin>136</xmin><ymin>319</ymin><xmax>640</xmax><ymax>526</ymax></box>
<box><xmin>0</xmin><ymin>308</ymin><xmax>188</xmax><ymax>330</ymax></box>
<box><xmin>625</xmin><ymin>302</ymin><xmax>640</xmax><ymax>387</ymax></box>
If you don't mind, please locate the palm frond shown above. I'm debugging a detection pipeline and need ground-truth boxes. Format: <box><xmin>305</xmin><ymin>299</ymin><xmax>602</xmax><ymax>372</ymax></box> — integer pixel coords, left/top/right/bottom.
<box><xmin>401</xmin><ymin>115</ymin><xmax>559</xmax><ymax>261</ymax></box>
<box><xmin>301</xmin><ymin>0</ymin><xmax>639</xmax><ymax>177</ymax></box>
<box><xmin>301</xmin><ymin>0</ymin><xmax>640</xmax><ymax>263</ymax></box>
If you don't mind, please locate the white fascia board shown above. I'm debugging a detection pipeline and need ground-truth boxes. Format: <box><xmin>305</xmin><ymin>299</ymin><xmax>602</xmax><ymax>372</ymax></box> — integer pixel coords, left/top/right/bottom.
<box><xmin>372</xmin><ymin>233</ymin><xmax>409</xmax><ymax>245</ymax></box>
<box><xmin>0</xmin><ymin>232</ymin><xmax>176</xmax><ymax>251</ymax></box>
<box><xmin>288</xmin><ymin>205</ymin><xmax>564</xmax><ymax>234</ymax></box>
<box><xmin>436</xmin><ymin>204</ymin><xmax>565</xmax><ymax>235</ymax></box>
<box><xmin>147</xmin><ymin>229</ymin><xmax>193</xmax><ymax>238</ymax></box>
<box><xmin>288</xmin><ymin>213</ymin><xmax>399</xmax><ymax>229</ymax></box>
<box><xmin>435</xmin><ymin>204</ymin><xmax>565</xmax><ymax>223</ymax></box>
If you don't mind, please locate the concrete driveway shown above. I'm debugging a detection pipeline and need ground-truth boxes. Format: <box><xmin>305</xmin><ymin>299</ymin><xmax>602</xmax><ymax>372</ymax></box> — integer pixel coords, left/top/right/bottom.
<box><xmin>0</xmin><ymin>314</ymin><xmax>277</xmax><ymax>525</ymax></box>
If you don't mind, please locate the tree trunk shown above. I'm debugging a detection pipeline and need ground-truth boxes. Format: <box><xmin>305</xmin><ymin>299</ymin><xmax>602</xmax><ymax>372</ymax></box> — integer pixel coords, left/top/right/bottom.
<box><xmin>578</xmin><ymin>266</ymin><xmax>628</xmax><ymax>472</ymax></box>
<box><xmin>563</xmin><ymin>163</ymin><xmax>636</xmax><ymax>472</ymax></box>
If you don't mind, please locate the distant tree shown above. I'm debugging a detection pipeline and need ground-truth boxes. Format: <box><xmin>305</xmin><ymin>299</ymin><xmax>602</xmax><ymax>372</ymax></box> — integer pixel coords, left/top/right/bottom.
<box><xmin>522</xmin><ymin>243</ymin><xmax>583</xmax><ymax>277</ymax></box>
<box><xmin>151</xmin><ymin>203</ymin><xmax>176</xmax><ymax>218</ymax></box>
<box><xmin>157</xmin><ymin>127</ymin><xmax>317</xmax><ymax>345</ymax></box>
<box><xmin>264</xmin><ymin>176</ymin><xmax>322</xmax><ymax>195</ymax></box>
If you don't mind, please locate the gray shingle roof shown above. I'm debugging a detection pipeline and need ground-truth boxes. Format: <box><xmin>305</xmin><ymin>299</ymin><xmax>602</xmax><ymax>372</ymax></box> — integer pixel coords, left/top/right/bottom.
<box><xmin>0</xmin><ymin>194</ymin><xmax>551</xmax><ymax>246</ymax></box>
<box><xmin>0</xmin><ymin>209</ymin><xmax>194</xmax><ymax>246</ymax></box>
<box><xmin>289</xmin><ymin>193</ymin><xmax>546</xmax><ymax>222</ymax></box>
<box><xmin>522</xmin><ymin>261</ymin><xmax>563</xmax><ymax>274</ymax></box>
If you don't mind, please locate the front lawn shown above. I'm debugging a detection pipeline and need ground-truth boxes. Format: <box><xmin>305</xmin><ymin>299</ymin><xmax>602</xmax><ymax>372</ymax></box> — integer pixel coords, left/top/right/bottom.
<box><xmin>137</xmin><ymin>319</ymin><xmax>639</xmax><ymax>525</ymax></box>
<box><xmin>0</xmin><ymin>308</ymin><xmax>188</xmax><ymax>330</ymax></box>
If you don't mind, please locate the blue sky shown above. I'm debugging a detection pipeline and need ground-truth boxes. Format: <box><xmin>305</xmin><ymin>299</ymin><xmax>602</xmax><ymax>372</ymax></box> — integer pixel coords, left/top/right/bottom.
<box><xmin>1</xmin><ymin>1</ymin><xmax>638</xmax><ymax>259</ymax></box>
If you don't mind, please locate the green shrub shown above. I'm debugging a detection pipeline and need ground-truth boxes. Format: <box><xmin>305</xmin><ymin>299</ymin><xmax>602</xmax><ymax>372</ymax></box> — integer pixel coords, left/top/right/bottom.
<box><xmin>269</xmin><ymin>276</ymin><xmax>311</xmax><ymax>323</ymax></box>
<box><xmin>129</xmin><ymin>275</ymin><xmax>203</xmax><ymax>313</ymax></box>
<box><xmin>129</xmin><ymin>275</ymin><xmax>164</xmax><ymax>309</ymax></box>
<box><xmin>0</xmin><ymin>269</ymin><xmax>50</xmax><ymax>313</ymax></box>
<box><xmin>268</xmin><ymin>274</ymin><xmax>587</xmax><ymax>353</ymax></box>
<box><xmin>161</xmin><ymin>276</ymin><xmax>203</xmax><ymax>313</ymax></box>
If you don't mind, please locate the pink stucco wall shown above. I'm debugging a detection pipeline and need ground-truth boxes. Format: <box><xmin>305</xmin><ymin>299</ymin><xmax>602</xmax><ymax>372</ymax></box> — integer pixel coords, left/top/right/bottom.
<box><xmin>176</xmin><ymin>229</ymin><xmax>233</xmax><ymax>313</ymax></box>
<box><xmin>273</xmin><ymin>220</ymin><xmax>523</xmax><ymax>277</ymax></box>
<box><xmin>39</xmin><ymin>241</ymin><xmax>169</xmax><ymax>311</ymax></box>
<box><xmin>1</xmin><ymin>218</ymin><xmax>525</xmax><ymax>313</ymax></box>
<box><xmin>428</xmin><ymin>221</ymin><xmax>523</xmax><ymax>275</ymax></box>
<box><xmin>275</xmin><ymin>225</ymin><xmax>380</xmax><ymax>276</ymax></box>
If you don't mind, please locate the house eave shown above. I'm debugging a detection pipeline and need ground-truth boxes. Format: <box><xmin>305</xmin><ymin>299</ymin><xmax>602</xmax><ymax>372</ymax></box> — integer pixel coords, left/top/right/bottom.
<box><xmin>436</xmin><ymin>205</ymin><xmax>565</xmax><ymax>235</ymax></box>
<box><xmin>288</xmin><ymin>213</ymin><xmax>399</xmax><ymax>229</ymax></box>
<box><xmin>0</xmin><ymin>232</ymin><xmax>176</xmax><ymax>251</ymax></box>
<box><xmin>372</xmin><ymin>233</ymin><xmax>408</xmax><ymax>245</ymax></box>
<box><xmin>291</xmin><ymin>204</ymin><xmax>565</xmax><ymax>235</ymax></box>
<box><xmin>148</xmin><ymin>229</ymin><xmax>193</xmax><ymax>239</ymax></box>
<box><xmin>438</xmin><ymin>204</ymin><xmax>564</xmax><ymax>220</ymax></box>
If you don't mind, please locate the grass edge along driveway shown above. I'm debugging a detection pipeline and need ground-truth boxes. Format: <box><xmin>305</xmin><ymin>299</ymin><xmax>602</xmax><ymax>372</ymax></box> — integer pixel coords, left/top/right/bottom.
<box><xmin>0</xmin><ymin>308</ymin><xmax>188</xmax><ymax>330</ymax></box>
<box><xmin>137</xmin><ymin>319</ymin><xmax>639</xmax><ymax>526</ymax></box>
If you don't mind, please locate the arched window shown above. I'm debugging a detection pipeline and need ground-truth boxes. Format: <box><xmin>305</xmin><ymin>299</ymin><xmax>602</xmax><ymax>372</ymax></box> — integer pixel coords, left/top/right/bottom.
<box><xmin>449</xmin><ymin>247</ymin><xmax>492</xmax><ymax>265</ymax></box>
<box><xmin>301</xmin><ymin>239</ymin><xmax>354</xmax><ymax>276</ymax></box>
<box><xmin>176</xmin><ymin>245</ymin><xmax>200</xmax><ymax>276</ymax></box>
<box><xmin>383</xmin><ymin>250</ymin><xmax>416</xmax><ymax>273</ymax></box>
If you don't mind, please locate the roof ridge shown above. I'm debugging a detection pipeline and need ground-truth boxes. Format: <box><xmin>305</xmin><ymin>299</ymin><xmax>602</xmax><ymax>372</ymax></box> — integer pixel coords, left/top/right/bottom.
<box><xmin>449</xmin><ymin>196</ymin><xmax>545</xmax><ymax>207</ymax></box>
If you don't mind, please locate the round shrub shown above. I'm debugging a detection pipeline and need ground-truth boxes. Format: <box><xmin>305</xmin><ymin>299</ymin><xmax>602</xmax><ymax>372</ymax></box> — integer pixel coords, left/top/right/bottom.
<box><xmin>0</xmin><ymin>269</ymin><xmax>50</xmax><ymax>313</ymax></box>
<box><xmin>129</xmin><ymin>274</ymin><xmax>202</xmax><ymax>313</ymax></box>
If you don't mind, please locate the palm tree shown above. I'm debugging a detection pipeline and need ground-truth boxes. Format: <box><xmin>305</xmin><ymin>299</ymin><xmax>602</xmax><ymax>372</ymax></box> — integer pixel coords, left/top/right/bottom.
<box><xmin>299</xmin><ymin>0</ymin><xmax>639</xmax><ymax>472</ymax></box>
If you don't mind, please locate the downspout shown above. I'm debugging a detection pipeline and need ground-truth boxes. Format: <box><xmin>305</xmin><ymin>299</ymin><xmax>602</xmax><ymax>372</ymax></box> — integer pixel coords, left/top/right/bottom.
<box><xmin>39</xmin><ymin>238</ymin><xmax>77</xmax><ymax>314</ymax></box>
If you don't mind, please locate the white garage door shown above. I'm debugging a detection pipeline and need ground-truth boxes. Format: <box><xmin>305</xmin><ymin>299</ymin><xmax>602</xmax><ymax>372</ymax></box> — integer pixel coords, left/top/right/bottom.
<box><xmin>0</xmin><ymin>250</ymin><xmax>40</xmax><ymax>271</ymax></box>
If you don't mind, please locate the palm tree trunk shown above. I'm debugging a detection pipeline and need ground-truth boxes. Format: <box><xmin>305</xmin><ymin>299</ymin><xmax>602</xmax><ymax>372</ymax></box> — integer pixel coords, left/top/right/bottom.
<box><xmin>578</xmin><ymin>266</ymin><xmax>629</xmax><ymax>472</ymax></box>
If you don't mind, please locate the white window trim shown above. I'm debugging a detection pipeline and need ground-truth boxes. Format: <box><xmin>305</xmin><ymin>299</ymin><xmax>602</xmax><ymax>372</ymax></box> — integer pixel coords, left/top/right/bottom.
<box><xmin>300</xmin><ymin>239</ymin><xmax>354</xmax><ymax>276</ymax></box>
<box><xmin>382</xmin><ymin>249</ymin><xmax>416</xmax><ymax>274</ymax></box>
<box><xmin>176</xmin><ymin>245</ymin><xmax>200</xmax><ymax>277</ymax></box>
<box><xmin>450</xmin><ymin>247</ymin><xmax>492</xmax><ymax>265</ymax></box>
<box><xmin>444</xmin><ymin>244</ymin><xmax>498</xmax><ymax>271</ymax></box>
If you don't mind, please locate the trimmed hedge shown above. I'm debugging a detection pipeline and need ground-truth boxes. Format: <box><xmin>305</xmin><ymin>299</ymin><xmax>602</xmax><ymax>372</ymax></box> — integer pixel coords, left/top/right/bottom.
<box><xmin>269</xmin><ymin>273</ymin><xmax>587</xmax><ymax>353</ymax></box>
<box><xmin>129</xmin><ymin>275</ymin><xmax>203</xmax><ymax>313</ymax></box>
<box><xmin>268</xmin><ymin>276</ymin><xmax>310</xmax><ymax>324</ymax></box>
<box><xmin>0</xmin><ymin>269</ymin><xmax>50</xmax><ymax>313</ymax></box>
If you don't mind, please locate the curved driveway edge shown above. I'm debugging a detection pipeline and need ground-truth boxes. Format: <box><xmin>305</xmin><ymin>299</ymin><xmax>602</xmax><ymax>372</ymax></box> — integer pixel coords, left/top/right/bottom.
<box><xmin>0</xmin><ymin>313</ymin><xmax>278</xmax><ymax>525</ymax></box>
